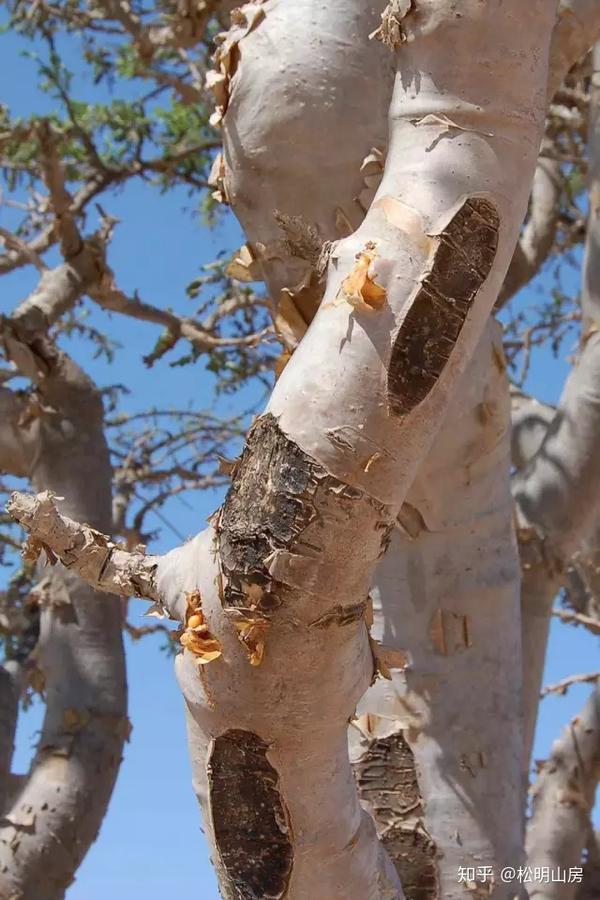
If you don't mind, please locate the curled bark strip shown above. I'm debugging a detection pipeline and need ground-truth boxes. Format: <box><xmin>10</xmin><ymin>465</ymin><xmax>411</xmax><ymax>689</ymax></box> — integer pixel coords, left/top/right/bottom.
<box><xmin>6</xmin><ymin>490</ymin><xmax>160</xmax><ymax>602</ymax></box>
<box><xmin>387</xmin><ymin>198</ymin><xmax>500</xmax><ymax>417</ymax></box>
<box><xmin>370</xmin><ymin>0</ymin><xmax>413</xmax><ymax>47</ymax></box>
<box><xmin>207</xmin><ymin>1</ymin><xmax>266</xmax><ymax>126</ymax></box>
<box><xmin>209</xmin><ymin>730</ymin><xmax>293</xmax><ymax>900</ymax></box>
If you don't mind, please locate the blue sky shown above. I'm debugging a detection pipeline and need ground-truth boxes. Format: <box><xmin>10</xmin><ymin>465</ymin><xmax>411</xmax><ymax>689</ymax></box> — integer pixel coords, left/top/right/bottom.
<box><xmin>1</xmin><ymin>18</ymin><xmax>598</xmax><ymax>900</ymax></box>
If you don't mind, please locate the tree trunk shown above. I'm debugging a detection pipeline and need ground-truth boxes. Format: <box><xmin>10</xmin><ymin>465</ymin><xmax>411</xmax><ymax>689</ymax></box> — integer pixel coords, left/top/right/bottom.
<box><xmin>517</xmin><ymin>41</ymin><xmax>600</xmax><ymax>768</ymax></box>
<box><xmin>526</xmin><ymin>686</ymin><xmax>600</xmax><ymax>900</ymax></box>
<box><xmin>0</xmin><ymin>338</ymin><xmax>127</xmax><ymax>898</ymax></box>
<box><xmin>353</xmin><ymin>321</ymin><xmax>523</xmax><ymax>898</ymax></box>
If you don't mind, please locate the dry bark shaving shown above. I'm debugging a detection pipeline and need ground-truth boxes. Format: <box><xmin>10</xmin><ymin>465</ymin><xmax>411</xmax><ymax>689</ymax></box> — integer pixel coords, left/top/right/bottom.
<box><xmin>209</xmin><ymin>729</ymin><xmax>293</xmax><ymax>900</ymax></box>
<box><xmin>354</xmin><ymin>731</ymin><xmax>439</xmax><ymax>899</ymax></box>
<box><xmin>387</xmin><ymin>198</ymin><xmax>500</xmax><ymax>417</ymax></box>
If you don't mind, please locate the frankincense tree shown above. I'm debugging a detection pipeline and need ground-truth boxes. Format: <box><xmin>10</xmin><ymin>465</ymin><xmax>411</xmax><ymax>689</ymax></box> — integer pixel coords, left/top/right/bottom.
<box><xmin>1</xmin><ymin>2</ymin><xmax>600</xmax><ymax>898</ymax></box>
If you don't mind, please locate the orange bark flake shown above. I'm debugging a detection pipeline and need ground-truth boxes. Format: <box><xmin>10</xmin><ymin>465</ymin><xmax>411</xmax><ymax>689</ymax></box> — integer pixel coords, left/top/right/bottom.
<box><xmin>340</xmin><ymin>243</ymin><xmax>387</xmax><ymax>309</ymax></box>
<box><xmin>179</xmin><ymin>591</ymin><xmax>223</xmax><ymax>666</ymax></box>
<box><xmin>233</xmin><ymin>616</ymin><xmax>270</xmax><ymax>667</ymax></box>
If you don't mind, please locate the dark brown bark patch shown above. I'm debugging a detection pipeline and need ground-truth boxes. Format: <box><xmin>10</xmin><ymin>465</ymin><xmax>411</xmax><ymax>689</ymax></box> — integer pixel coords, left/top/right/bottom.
<box><xmin>218</xmin><ymin>413</ymin><xmax>381</xmax><ymax>612</ymax></box>
<box><xmin>217</xmin><ymin>414</ymin><xmax>393</xmax><ymax>638</ymax></box>
<box><xmin>218</xmin><ymin>414</ymin><xmax>317</xmax><ymax>610</ymax></box>
<box><xmin>381</xmin><ymin>827</ymin><xmax>439</xmax><ymax>900</ymax></box>
<box><xmin>209</xmin><ymin>729</ymin><xmax>293</xmax><ymax>900</ymax></box>
<box><xmin>387</xmin><ymin>198</ymin><xmax>500</xmax><ymax>417</ymax></box>
<box><xmin>353</xmin><ymin>731</ymin><xmax>439</xmax><ymax>899</ymax></box>
<box><xmin>354</xmin><ymin>732</ymin><xmax>422</xmax><ymax>822</ymax></box>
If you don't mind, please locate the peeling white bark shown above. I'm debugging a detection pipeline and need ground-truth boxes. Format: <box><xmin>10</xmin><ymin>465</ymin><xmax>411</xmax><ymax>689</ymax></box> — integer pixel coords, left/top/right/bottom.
<box><xmin>220</xmin><ymin>0</ymin><xmax>561</xmax><ymax>890</ymax></box>
<box><xmin>221</xmin><ymin>0</ymin><xmax>393</xmax><ymax>325</ymax></box>
<box><xmin>8</xmin><ymin>491</ymin><xmax>159</xmax><ymax>603</ymax></box>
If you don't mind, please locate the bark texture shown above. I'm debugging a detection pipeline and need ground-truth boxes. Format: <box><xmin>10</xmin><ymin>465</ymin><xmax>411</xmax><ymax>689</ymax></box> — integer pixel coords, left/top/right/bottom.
<box><xmin>215</xmin><ymin>0</ymin><xmax>586</xmax><ymax>893</ymax></box>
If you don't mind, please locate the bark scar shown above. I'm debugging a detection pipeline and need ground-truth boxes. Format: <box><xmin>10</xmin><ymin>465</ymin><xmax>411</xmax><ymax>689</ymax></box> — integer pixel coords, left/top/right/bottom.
<box><xmin>209</xmin><ymin>729</ymin><xmax>293</xmax><ymax>900</ymax></box>
<box><xmin>353</xmin><ymin>730</ymin><xmax>439</xmax><ymax>899</ymax></box>
<box><xmin>387</xmin><ymin>197</ymin><xmax>500</xmax><ymax>417</ymax></box>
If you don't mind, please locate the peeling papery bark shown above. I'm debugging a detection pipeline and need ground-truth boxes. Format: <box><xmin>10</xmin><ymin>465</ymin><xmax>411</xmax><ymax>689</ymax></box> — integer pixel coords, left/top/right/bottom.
<box><xmin>208</xmin><ymin>1</ymin><xmax>600</xmax><ymax>892</ymax></box>
<box><xmin>0</xmin><ymin>340</ymin><xmax>127</xmax><ymax>899</ymax></box>
<box><xmin>159</xmin><ymin>428</ymin><xmax>402</xmax><ymax>899</ymax></box>
<box><xmin>526</xmin><ymin>685</ymin><xmax>600</xmax><ymax>900</ymax></box>
<box><xmin>7</xmin><ymin>491</ymin><xmax>160</xmax><ymax>603</ymax></box>
<box><xmin>351</xmin><ymin>322</ymin><xmax>524</xmax><ymax>898</ymax></box>
<box><xmin>217</xmin><ymin>0</ymin><xmax>600</xmax><ymax>343</ymax></box>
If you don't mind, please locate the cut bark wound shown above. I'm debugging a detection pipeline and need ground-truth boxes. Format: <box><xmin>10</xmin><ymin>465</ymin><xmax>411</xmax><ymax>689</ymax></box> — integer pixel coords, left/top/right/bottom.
<box><xmin>218</xmin><ymin>413</ymin><xmax>390</xmax><ymax>615</ymax></box>
<box><xmin>209</xmin><ymin>730</ymin><xmax>293</xmax><ymax>900</ymax></box>
<box><xmin>218</xmin><ymin>414</ymin><xmax>317</xmax><ymax>612</ymax></box>
<box><xmin>387</xmin><ymin>198</ymin><xmax>500</xmax><ymax>417</ymax></box>
<box><xmin>354</xmin><ymin>731</ymin><xmax>439</xmax><ymax>899</ymax></box>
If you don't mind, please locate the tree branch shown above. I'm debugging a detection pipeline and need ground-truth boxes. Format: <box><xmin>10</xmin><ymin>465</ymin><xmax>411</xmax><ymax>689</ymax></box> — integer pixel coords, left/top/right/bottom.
<box><xmin>497</xmin><ymin>0</ymin><xmax>600</xmax><ymax>307</ymax></box>
<box><xmin>549</xmin><ymin>1</ymin><xmax>600</xmax><ymax>100</ymax></box>
<box><xmin>499</xmin><ymin>142</ymin><xmax>563</xmax><ymax>304</ymax></box>
<box><xmin>511</xmin><ymin>389</ymin><xmax>556</xmax><ymax>471</ymax></box>
<box><xmin>0</xmin><ymin>661</ymin><xmax>22</xmax><ymax>815</ymax></box>
<box><xmin>0</xmin><ymin>177</ymin><xmax>110</xmax><ymax>276</ymax></box>
<box><xmin>553</xmin><ymin>607</ymin><xmax>600</xmax><ymax>636</ymax></box>
<box><xmin>88</xmin><ymin>277</ymin><xmax>272</xmax><ymax>355</ymax></box>
<box><xmin>527</xmin><ymin>684</ymin><xmax>600</xmax><ymax>899</ymax></box>
<box><xmin>7</xmin><ymin>491</ymin><xmax>160</xmax><ymax>605</ymax></box>
<box><xmin>95</xmin><ymin>0</ymin><xmax>225</xmax><ymax>58</ymax></box>
<box><xmin>542</xmin><ymin>671</ymin><xmax>600</xmax><ymax>697</ymax></box>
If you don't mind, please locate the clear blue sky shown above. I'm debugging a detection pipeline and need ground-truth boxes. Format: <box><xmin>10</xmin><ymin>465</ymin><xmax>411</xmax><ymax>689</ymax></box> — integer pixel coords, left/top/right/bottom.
<box><xmin>1</xmin><ymin>19</ymin><xmax>598</xmax><ymax>900</ymax></box>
